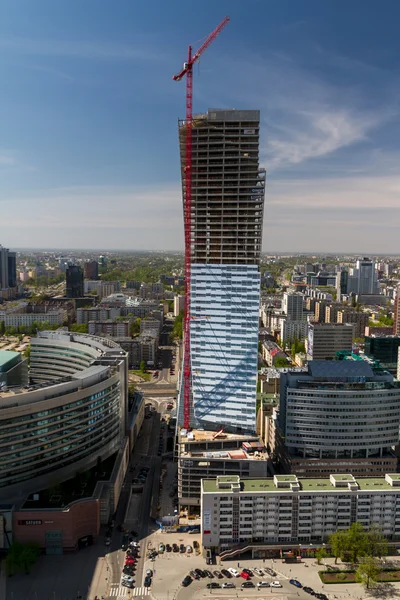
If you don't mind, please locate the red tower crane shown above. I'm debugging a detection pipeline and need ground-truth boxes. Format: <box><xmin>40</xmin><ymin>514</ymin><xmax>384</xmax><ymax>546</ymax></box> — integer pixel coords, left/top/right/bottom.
<box><xmin>173</xmin><ymin>16</ymin><xmax>230</xmax><ymax>430</ymax></box>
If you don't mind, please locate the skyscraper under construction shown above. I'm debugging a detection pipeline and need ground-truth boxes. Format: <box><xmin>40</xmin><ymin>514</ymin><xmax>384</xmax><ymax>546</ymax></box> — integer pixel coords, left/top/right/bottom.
<box><xmin>177</xmin><ymin>109</ymin><xmax>265</xmax><ymax>433</ymax></box>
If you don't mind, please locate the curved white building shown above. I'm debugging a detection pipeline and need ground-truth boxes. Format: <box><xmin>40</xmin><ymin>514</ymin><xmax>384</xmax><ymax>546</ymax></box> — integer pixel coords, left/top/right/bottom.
<box><xmin>0</xmin><ymin>330</ymin><xmax>128</xmax><ymax>501</ymax></box>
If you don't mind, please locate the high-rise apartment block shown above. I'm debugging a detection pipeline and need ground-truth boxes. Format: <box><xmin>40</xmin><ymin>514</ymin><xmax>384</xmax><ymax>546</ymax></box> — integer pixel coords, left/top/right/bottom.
<box><xmin>307</xmin><ymin>322</ymin><xmax>353</xmax><ymax>360</ymax></box>
<box><xmin>282</xmin><ymin>292</ymin><xmax>304</xmax><ymax>321</ymax></box>
<box><xmin>66</xmin><ymin>265</ymin><xmax>84</xmax><ymax>298</ymax></box>
<box><xmin>0</xmin><ymin>245</ymin><xmax>17</xmax><ymax>289</ymax></box>
<box><xmin>347</xmin><ymin>258</ymin><xmax>379</xmax><ymax>296</ymax></box>
<box><xmin>178</xmin><ymin>109</ymin><xmax>265</xmax><ymax>433</ymax></box>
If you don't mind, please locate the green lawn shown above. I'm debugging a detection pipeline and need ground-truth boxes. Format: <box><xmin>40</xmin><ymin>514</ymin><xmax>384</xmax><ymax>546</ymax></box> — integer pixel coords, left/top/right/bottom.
<box><xmin>129</xmin><ymin>370</ymin><xmax>152</xmax><ymax>382</ymax></box>
<box><xmin>320</xmin><ymin>569</ymin><xmax>400</xmax><ymax>584</ymax></box>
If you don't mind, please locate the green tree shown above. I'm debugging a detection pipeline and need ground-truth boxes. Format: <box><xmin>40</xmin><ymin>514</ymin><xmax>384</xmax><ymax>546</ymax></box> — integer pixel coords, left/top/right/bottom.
<box><xmin>5</xmin><ymin>541</ymin><xmax>40</xmax><ymax>575</ymax></box>
<box><xmin>355</xmin><ymin>556</ymin><xmax>380</xmax><ymax>589</ymax></box>
<box><xmin>24</xmin><ymin>345</ymin><xmax>31</xmax><ymax>365</ymax></box>
<box><xmin>274</xmin><ymin>356</ymin><xmax>289</xmax><ymax>368</ymax></box>
<box><xmin>130</xmin><ymin>318</ymin><xmax>141</xmax><ymax>337</ymax></box>
<box><xmin>0</xmin><ymin>320</ymin><xmax>5</xmax><ymax>336</ymax></box>
<box><xmin>329</xmin><ymin>530</ymin><xmax>348</xmax><ymax>564</ymax></box>
<box><xmin>139</xmin><ymin>360</ymin><xmax>146</xmax><ymax>373</ymax></box>
<box><xmin>69</xmin><ymin>323</ymin><xmax>89</xmax><ymax>334</ymax></box>
<box><xmin>315</xmin><ymin>548</ymin><xmax>328</xmax><ymax>565</ymax></box>
<box><xmin>366</xmin><ymin>523</ymin><xmax>388</xmax><ymax>559</ymax></box>
<box><xmin>171</xmin><ymin>312</ymin><xmax>183</xmax><ymax>341</ymax></box>
<box><xmin>347</xmin><ymin>522</ymin><xmax>368</xmax><ymax>563</ymax></box>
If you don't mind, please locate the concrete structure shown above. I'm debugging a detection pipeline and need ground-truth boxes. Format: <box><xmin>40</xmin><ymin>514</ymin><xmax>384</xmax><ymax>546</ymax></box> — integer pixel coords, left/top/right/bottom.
<box><xmin>337</xmin><ymin>309</ymin><xmax>369</xmax><ymax>339</ymax></box>
<box><xmin>115</xmin><ymin>334</ymin><xmax>158</xmax><ymax>368</ymax></box>
<box><xmin>0</xmin><ymin>330</ymin><xmax>128</xmax><ymax>503</ymax></box>
<box><xmin>65</xmin><ymin>265</ymin><xmax>84</xmax><ymax>298</ymax></box>
<box><xmin>0</xmin><ymin>350</ymin><xmax>28</xmax><ymax>388</ymax></box>
<box><xmin>271</xmin><ymin>360</ymin><xmax>399</xmax><ymax>476</ymax></box>
<box><xmin>307</xmin><ymin>322</ymin><xmax>353</xmax><ymax>360</ymax></box>
<box><xmin>174</xmin><ymin>294</ymin><xmax>184</xmax><ymax>317</ymax></box>
<box><xmin>88</xmin><ymin>320</ymin><xmax>130</xmax><ymax>337</ymax></box>
<box><xmin>177</xmin><ymin>428</ymin><xmax>269</xmax><ymax>512</ymax></box>
<box><xmin>83</xmin><ymin>260</ymin><xmax>98</xmax><ymax>280</ymax></box>
<box><xmin>201</xmin><ymin>473</ymin><xmax>400</xmax><ymax>551</ymax></box>
<box><xmin>177</xmin><ymin>109</ymin><xmax>265</xmax><ymax>434</ymax></box>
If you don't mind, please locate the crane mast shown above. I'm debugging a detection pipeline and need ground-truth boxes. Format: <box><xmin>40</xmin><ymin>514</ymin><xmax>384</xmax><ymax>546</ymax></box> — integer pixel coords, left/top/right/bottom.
<box><xmin>173</xmin><ymin>16</ymin><xmax>230</xmax><ymax>431</ymax></box>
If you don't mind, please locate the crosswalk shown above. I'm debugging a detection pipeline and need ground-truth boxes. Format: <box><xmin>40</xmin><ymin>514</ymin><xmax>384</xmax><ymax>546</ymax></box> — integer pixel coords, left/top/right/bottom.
<box><xmin>109</xmin><ymin>584</ymin><xmax>150</xmax><ymax>597</ymax></box>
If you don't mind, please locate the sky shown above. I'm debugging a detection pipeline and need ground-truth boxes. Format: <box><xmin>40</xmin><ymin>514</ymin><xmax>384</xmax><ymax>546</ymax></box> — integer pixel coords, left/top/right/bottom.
<box><xmin>1</xmin><ymin>0</ymin><xmax>400</xmax><ymax>253</ymax></box>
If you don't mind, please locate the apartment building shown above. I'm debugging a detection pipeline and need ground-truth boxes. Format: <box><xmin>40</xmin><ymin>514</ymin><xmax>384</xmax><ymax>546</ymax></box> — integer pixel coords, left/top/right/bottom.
<box><xmin>201</xmin><ymin>473</ymin><xmax>400</xmax><ymax>551</ymax></box>
<box><xmin>0</xmin><ymin>306</ymin><xmax>66</xmax><ymax>327</ymax></box>
<box><xmin>307</xmin><ymin>322</ymin><xmax>353</xmax><ymax>360</ymax></box>
<box><xmin>337</xmin><ymin>309</ymin><xmax>369</xmax><ymax>339</ymax></box>
<box><xmin>76</xmin><ymin>306</ymin><xmax>121</xmax><ymax>324</ymax></box>
<box><xmin>114</xmin><ymin>334</ymin><xmax>158</xmax><ymax>368</ymax></box>
<box><xmin>88</xmin><ymin>320</ymin><xmax>130</xmax><ymax>337</ymax></box>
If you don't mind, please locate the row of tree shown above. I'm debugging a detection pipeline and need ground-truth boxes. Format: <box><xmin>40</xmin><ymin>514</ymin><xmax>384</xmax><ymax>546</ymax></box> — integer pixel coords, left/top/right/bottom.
<box><xmin>0</xmin><ymin>320</ymin><xmax>61</xmax><ymax>337</ymax></box>
<box><xmin>328</xmin><ymin>522</ymin><xmax>387</xmax><ymax>564</ymax></box>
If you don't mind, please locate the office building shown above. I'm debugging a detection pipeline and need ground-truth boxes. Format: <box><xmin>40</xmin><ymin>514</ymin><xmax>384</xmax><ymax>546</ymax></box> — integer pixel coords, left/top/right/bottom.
<box><xmin>347</xmin><ymin>258</ymin><xmax>379</xmax><ymax>296</ymax></box>
<box><xmin>336</xmin><ymin>268</ymin><xmax>349</xmax><ymax>298</ymax></box>
<box><xmin>0</xmin><ymin>350</ymin><xmax>28</xmax><ymax>388</ymax></box>
<box><xmin>337</xmin><ymin>309</ymin><xmax>369</xmax><ymax>339</ymax></box>
<box><xmin>66</xmin><ymin>265</ymin><xmax>84</xmax><ymax>298</ymax></box>
<box><xmin>365</xmin><ymin>335</ymin><xmax>400</xmax><ymax>373</ymax></box>
<box><xmin>83</xmin><ymin>260</ymin><xmax>99</xmax><ymax>280</ymax></box>
<box><xmin>201</xmin><ymin>473</ymin><xmax>400</xmax><ymax>552</ymax></box>
<box><xmin>307</xmin><ymin>322</ymin><xmax>353</xmax><ymax>360</ymax></box>
<box><xmin>177</xmin><ymin>428</ymin><xmax>268</xmax><ymax>512</ymax></box>
<box><xmin>0</xmin><ymin>245</ymin><xmax>17</xmax><ymax>289</ymax></box>
<box><xmin>272</xmin><ymin>360</ymin><xmax>399</xmax><ymax>476</ymax></box>
<box><xmin>177</xmin><ymin>109</ymin><xmax>266</xmax><ymax>433</ymax></box>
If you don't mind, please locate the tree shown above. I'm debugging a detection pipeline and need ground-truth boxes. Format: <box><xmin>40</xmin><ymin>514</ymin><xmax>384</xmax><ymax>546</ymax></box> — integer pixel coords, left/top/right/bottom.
<box><xmin>315</xmin><ymin>548</ymin><xmax>328</xmax><ymax>565</ymax></box>
<box><xmin>0</xmin><ymin>320</ymin><xmax>5</xmax><ymax>336</ymax></box>
<box><xmin>355</xmin><ymin>557</ymin><xmax>380</xmax><ymax>589</ymax></box>
<box><xmin>24</xmin><ymin>345</ymin><xmax>31</xmax><ymax>365</ymax></box>
<box><xmin>139</xmin><ymin>360</ymin><xmax>146</xmax><ymax>373</ymax></box>
<box><xmin>366</xmin><ymin>523</ymin><xmax>387</xmax><ymax>559</ymax></box>
<box><xmin>130</xmin><ymin>318</ymin><xmax>141</xmax><ymax>337</ymax></box>
<box><xmin>274</xmin><ymin>357</ymin><xmax>289</xmax><ymax>368</ymax></box>
<box><xmin>347</xmin><ymin>522</ymin><xmax>368</xmax><ymax>563</ymax></box>
<box><xmin>5</xmin><ymin>541</ymin><xmax>40</xmax><ymax>575</ymax></box>
<box><xmin>329</xmin><ymin>530</ymin><xmax>348</xmax><ymax>564</ymax></box>
<box><xmin>69</xmin><ymin>323</ymin><xmax>88</xmax><ymax>334</ymax></box>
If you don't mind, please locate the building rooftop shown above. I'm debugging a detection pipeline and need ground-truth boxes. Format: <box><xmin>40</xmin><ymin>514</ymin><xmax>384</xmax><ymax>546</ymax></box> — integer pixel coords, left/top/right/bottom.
<box><xmin>202</xmin><ymin>474</ymin><xmax>400</xmax><ymax>494</ymax></box>
<box><xmin>0</xmin><ymin>350</ymin><xmax>21</xmax><ymax>372</ymax></box>
<box><xmin>309</xmin><ymin>360</ymin><xmax>374</xmax><ymax>379</ymax></box>
<box><xmin>178</xmin><ymin>428</ymin><xmax>258</xmax><ymax>442</ymax></box>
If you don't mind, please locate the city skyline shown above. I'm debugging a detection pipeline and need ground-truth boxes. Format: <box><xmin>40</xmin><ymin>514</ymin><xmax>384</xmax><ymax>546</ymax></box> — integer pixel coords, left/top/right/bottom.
<box><xmin>1</xmin><ymin>1</ymin><xmax>400</xmax><ymax>252</ymax></box>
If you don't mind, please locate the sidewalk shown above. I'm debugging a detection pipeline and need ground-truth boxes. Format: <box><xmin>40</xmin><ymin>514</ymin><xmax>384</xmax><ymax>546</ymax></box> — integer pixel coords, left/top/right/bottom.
<box><xmin>88</xmin><ymin>556</ymin><xmax>110</xmax><ymax>600</ymax></box>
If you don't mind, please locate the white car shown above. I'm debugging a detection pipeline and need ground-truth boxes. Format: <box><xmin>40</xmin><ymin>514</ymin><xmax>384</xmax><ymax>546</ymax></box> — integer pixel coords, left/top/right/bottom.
<box><xmin>105</xmin><ymin>538</ymin><xmax>111</xmax><ymax>546</ymax></box>
<box><xmin>257</xmin><ymin>581</ymin><xmax>270</xmax><ymax>588</ymax></box>
<box><xmin>271</xmin><ymin>580</ymin><xmax>282</xmax><ymax>587</ymax></box>
<box><xmin>228</xmin><ymin>568</ymin><xmax>240</xmax><ymax>577</ymax></box>
<box><xmin>253</xmin><ymin>568</ymin><xmax>264</xmax><ymax>576</ymax></box>
<box><xmin>122</xmin><ymin>575</ymin><xmax>134</xmax><ymax>583</ymax></box>
<box><xmin>222</xmin><ymin>582</ymin><xmax>235</xmax><ymax>588</ymax></box>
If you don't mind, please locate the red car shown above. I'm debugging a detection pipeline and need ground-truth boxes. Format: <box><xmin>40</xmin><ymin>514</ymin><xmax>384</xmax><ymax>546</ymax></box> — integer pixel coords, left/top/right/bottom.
<box><xmin>125</xmin><ymin>558</ymin><xmax>135</xmax><ymax>565</ymax></box>
<box><xmin>240</xmin><ymin>571</ymin><xmax>250</xmax><ymax>580</ymax></box>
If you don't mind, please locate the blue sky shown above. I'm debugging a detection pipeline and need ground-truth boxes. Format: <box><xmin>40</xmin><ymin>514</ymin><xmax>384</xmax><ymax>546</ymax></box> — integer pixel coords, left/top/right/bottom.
<box><xmin>1</xmin><ymin>0</ymin><xmax>400</xmax><ymax>253</ymax></box>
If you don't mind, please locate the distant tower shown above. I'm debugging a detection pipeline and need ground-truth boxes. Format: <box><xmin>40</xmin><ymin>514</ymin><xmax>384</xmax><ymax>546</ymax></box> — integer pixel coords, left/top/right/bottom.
<box><xmin>66</xmin><ymin>266</ymin><xmax>84</xmax><ymax>298</ymax></box>
<box><xmin>84</xmin><ymin>260</ymin><xmax>99</xmax><ymax>280</ymax></box>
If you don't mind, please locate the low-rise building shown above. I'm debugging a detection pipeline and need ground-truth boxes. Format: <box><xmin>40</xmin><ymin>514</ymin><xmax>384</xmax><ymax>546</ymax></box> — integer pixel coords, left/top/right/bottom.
<box><xmin>88</xmin><ymin>320</ymin><xmax>130</xmax><ymax>337</ymax></box>
<box><xmin>0</xmin><ymin>304</ymin><xmax>67</xmax><ymax>328</ymax></box>
<box><xmin>261</xmin><ymin>341</ymin><xmax>287</xmax><ymax>367</ymax></box>
<box><xmin>201</xmin><ymin>473</ymin><xmax>400</xmax><ymax>552</ymax></box>
<box><xmin>76</xmin><ymin>306</ymin><xmax>121</xmax><ymax>324</ymax></box>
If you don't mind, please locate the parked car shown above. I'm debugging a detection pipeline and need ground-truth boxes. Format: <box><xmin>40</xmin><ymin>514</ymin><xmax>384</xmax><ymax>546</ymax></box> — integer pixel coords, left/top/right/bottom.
<box><xmin>241</xmin><ymin>581</ymin><xmax>255</xmax><ymax>588</ymax></box>
<box><xmin>257</xmin><ymin>581</ymin><xmax>270</xmax><ymax>588</ymax></box>
<box><xmin>186</xmin><ymin>545</ymin><xmax>192</xmax><ymax>553</ymax></box>
<box><xmin>222</xmin><ymin>582</ymin><xmax>235</xmax><ymax>589</ymax></box>
<box><xmin>290</xmin><ymin>579</ymin><xmax>302</xmax><ymax>588</ymax></box>
<box><xmin>240</xmin><ymin>572</ymin><xmax>250</xmax><ymax>580</ymax></box>
<box><xmin>242</xmin><ymin>568</ymin><xmax>253</xmax><ymax>576</ymax></box>
<box><xmin>121</xmin><ymin>575</ymin><xmax>134</xmax><ymax>584</ymax></box>
<box><xmin>172</xmin><ymin>544</ymin><xmax>179</xmax><ymax>552</ymax></box>
<box><xmin>121</xmin><ymin>580</ymin><xmax>133</xmax><ymax>589</ymax></box>
<box><xmin>253</xmin><ymin>568</ymin><xmax>264</xmax><ymax>576</ymax></box>
<box><xmin>303</xmin><ymin>587</ymin><xmax>315</xmax><ymax>595</ymax></box>
<box><xmin>204</xmin><ymin>570</ymin><xmax>213</xmax><ymax>578</ymax></box>
<box><xmin>146</xmin><ymin>569</ymin><xmax>153</xmax><ymax>577</ymax></box>
<box><xmin>195</xmin><ymin>568</ymin><xmax>206</xmax><ymax>578</ymax></box>
<box><xmin>221</xmin><ymin>569</ymin><xmax>232</xmax><ymax>578</ymax></box>
<box><xmin>179</xmin><ymin>543</ymin><xmax>185</xmax><ymax>553</ymax></box>
<box><xmin>181</xmin><ymin>575</ymin><xmax>192</xmax><ymax>587</ymax></box>
<box><xmin>165</xmin><ymin>543</ymin><xmax>172</xmax><ymax>552</ymax></box>
<box><xmin>213</xmin><ymin>570</ymin><xmax>223</xmax><ymax>579</ymax></box>
<box><xmin>228</xmin><ymin>568</ymin><xmax>240</xmax><ymax>577</ymax></box>
<box><xmin>158</xmin><ymin>543</ymin><xmax>165</xmax><ymax>553</ymax></box>
<box><xmin>190</xmin><ymin>570</ymin><xmax>200</xmax><ymax>580</ymax></box>
<box><xmin>206</xmin><ymin>582</ymin><xmax>220</xmax><ymax>589</ymax></box>
<box><xmin>271</xmin><ymin>581</ymin><xmax>282</xmax><ymax>588</ymax></box>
